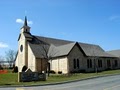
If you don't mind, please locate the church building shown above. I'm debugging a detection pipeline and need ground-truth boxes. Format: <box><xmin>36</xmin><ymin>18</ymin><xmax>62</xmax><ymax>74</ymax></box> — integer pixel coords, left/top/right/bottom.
<box><xmin>15</xmin><ymin>17</ymin><xmax>120</xmax><ymax>74</ymax></box>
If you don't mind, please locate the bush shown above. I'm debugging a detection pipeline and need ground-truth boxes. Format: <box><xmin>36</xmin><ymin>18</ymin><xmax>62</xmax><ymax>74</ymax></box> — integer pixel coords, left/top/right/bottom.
<box><xmin>49</xmin><ymin>70</ymin><xmax>55</xmax><ymax>74</ymax></box>
<box><xmin>79</xmin><ymin>69</ymin><xmax>86</xmax><ymax>73</ymax></box>
<box><xmin>70</xmin><ymin>69</ymin><xmax>86</xmax><ymax>73</ymax></box>
<box><xmin>22</xmin><ymin>66</ymin><xmax>27</xmax><ymax>72</ymax></box>
<box><xmin>106</xmin><ymin>68</ymin><xmax>112</xmax><ymax>71</ymax></box>
<box><xmin>12</xmin><ymin>66</ymin><xmax>18</xmax><ymax>73</ymax></box>
<box><xmin>70</xmin><ymin>71</ymin><xmax>78</xmax><ymax>73</ymax></box>
<box><xmin>9</xmin><ymin>67</ymin><xmax>13</xmax><ymax>69</ymax></box>
<box><xmin>0</xmin><ymin>66</ymin><xmax>3</xmax><ymax>70</ymax></box>
<box><xmin>58</xmin><ymin>71</ymin><xmax>62</xmax><ymax>74</ymax></box>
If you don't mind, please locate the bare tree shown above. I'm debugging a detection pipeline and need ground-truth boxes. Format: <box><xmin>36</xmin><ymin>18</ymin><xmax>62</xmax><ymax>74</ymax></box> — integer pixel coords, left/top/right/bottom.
<box><xmin>0</xmin><ymin>55</ymin><xmax>4</xmax><ymax>61</ymax></box>
<box><xmin>40</xmin><ymin>42</ymin><xmax>58</xmax><ymax>76</ymax></box>
<box><xmin>5</xmin><ymin>49</ymin><xmax>16</xmax><ymax>69</ymax></box>
<box><xmin>0</xmin><ymin>55</ymin><xmax>4</xmax><ymax>69</ymax></box>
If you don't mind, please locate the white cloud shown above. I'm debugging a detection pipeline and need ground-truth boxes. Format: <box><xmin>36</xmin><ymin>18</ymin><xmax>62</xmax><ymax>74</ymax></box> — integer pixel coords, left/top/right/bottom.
<box><xmin>16</xmin><ymin>18</ymin><xmax>33</xmax><ymax>25</ymax></box>
<box><xmin>0</xmin><ymin>42</ymin><xmax>9</xmax><ymax>48</ymax></box>
<box><xmin>16</xmin><ymin>19</ymin><xmax>24</xmax><ymax>24</ymax></box>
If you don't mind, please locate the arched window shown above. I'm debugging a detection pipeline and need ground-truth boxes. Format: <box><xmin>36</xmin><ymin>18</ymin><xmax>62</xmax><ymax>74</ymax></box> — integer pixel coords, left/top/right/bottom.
<box><xmin>73</xmin><ymin>59</ymin><xmax>80</xmax><ymax>69</ymax></box>
<box><xmin>73</xmin><ymin>59</ymin><xmax>76</xmax><ymax>69</ymax></box>
<box><xmin>77</xmin><ymin>59</ymin><xmax>79</xmax><ymax>68</ymax></box>
<box><xmin>115</xmin><ymin>60</ymin><xmax>118</xmax><ymax>67</ymax></box>
<box><xmin>98</xmin><ymin>59</ymin><xmax>102</xmax><ymax>68</ymax></box>
<box><xmin>107</xmin><ymin>60</ymin><xmax>111</xmax><ymax>68</ymax></box>
<box><xmin>87</xmin><ymin>59</ymin><xmax>92</xmax><ymax>68</ymax></box>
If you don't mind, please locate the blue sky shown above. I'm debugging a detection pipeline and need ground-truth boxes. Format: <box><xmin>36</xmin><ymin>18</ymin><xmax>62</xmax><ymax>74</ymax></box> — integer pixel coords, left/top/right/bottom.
<box><xmin>0</xmin><ymin>0</ymin><xmax>120</xmax><ymax>56</ymax></box>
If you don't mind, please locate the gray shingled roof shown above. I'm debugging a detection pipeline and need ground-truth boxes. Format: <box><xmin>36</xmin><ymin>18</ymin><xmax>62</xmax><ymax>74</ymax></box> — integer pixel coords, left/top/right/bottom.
<box><xmin>29</xmin><ymin>43</ymin><xmax>49</xmax><ymax>58</ymax></box>
<box><xmin>28</xmin><ymin>35</ymin><xmax>116</xmax><ymax>58</ymax></box>
<box><xmin>29</xmin><ymin>42</ymin><xmax>76</xmax><ymax>58</ymax></box>
<box><xmin>35</xmin><ymin>35</ymin><xmax>72</xmax><ymax>46</ymax></box>
<box><xmin>48</xmin><ymin>43</ymin><xmax>76</xmax><ymax>57</ymax></box>
<box><xmin>18</xmin><ymin>32</ymin><xmax>33</xmax><ymax>41</ymax></box>
<box><xmin>79</xmin><ymin>43</ymin><xmax>115</xmax><ymax>57</ymax></box>
<box><xmin>106</xmin><ymin>50</ymin><xmax>120</xmax><ymax>57</ymax></box>
<box><xmin>24</xmin><ymin>33</ymin><xmax>33</xmax><ymax>38</ymax></box>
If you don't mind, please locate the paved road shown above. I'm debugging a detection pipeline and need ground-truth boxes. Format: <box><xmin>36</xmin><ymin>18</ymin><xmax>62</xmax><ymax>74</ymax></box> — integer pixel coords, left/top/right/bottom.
<box><xmin>1</xmin><ymin>74</ymin><xmax>120</xmax><ymax>90</ymax></box>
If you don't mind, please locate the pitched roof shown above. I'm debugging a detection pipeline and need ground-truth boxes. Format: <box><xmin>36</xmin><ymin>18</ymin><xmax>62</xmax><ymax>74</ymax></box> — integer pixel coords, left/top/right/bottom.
<box><xmin>29</xmin><ymin>43</ymin><xmax>49</xmax><ymax>58</ymax></box>
<box><xmin>29</xmin><ymin>42</ymin><xmax>76</xmax><ymax>58</ymax></box>
<box><xmin>106</xmin><ymin>50</ymin><xmax>120</xmax><ymax>57</ymax></box>
<box><xmin>28</xmin><ymin>35</ymin><xmax>116</xmax><ymax>58</ymax></box>
<box><xmin>35</xmin><ymin>35</ymin><xmax>73</xmax><ymax>46</ymax></box>
<box><xmin>79</xmin><ymin>43</ymin><xmax>115</xmax><ymax>57</ymax></box>
<box><xmin>48</xmin><ymin>43</ymin><xmax>76</xmax><ymax>57</ymax></box>
<box><xmin>18</xmin><ymin>32</ymin><xmax>33</xmax><ymax>41</ymax></box>
<box><xmin>24</xmin><ymin>32</ymin><xmax>33</xmax><ymax>38</ymax></box>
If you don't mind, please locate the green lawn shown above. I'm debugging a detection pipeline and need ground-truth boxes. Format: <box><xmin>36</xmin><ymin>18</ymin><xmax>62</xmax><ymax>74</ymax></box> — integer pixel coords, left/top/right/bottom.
<box><xmin>0</xmin><ymin>69</ymin><xmax>120</xmax><ymax>86</ymax></box>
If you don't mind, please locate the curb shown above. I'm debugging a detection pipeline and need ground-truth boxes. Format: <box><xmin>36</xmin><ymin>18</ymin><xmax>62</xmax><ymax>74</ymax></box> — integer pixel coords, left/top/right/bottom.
<box><xmin>0</xmin><ymin>73</ymin><xmax>120</xmax><ymax>88</ymax></box>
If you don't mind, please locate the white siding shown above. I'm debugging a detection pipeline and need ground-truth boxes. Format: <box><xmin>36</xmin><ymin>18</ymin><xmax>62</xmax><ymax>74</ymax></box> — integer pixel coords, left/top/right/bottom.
<box><xmin>50</xmin><ymin>57</ymin><xmax>68</xmax><ymax>74</ymax></box>
<box><xmin>17</xmin><ymin>34</ymin><xmax>26</xmax><ymax>72</ymax></box>
<box><xmin>28</xmin><ymin>44</ymin><xmax>36</xmax><ymax>71</ymax></box>
<box><xmin>59</xmin><ymin>57</ymin><xmax>68</xmax><ymax>73</ymax></box>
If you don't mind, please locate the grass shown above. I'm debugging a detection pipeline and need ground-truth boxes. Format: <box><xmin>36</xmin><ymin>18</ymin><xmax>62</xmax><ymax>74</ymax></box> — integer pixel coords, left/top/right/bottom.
<box><xmin>0</xmin><ymin>69</ymin><xmax>120</xmax><ymax>86</ymax></box>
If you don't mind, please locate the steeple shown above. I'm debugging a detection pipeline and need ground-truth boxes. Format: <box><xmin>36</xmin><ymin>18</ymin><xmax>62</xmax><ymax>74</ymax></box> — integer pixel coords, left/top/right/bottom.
<box><xmin>21</xmin><ymin>16</ymin><xmax>30</xmax><ymax>33</ymax></box>
<box><xmin>24</xmin><ymin>16</ymin><xmax>28</xmax><ymax>26</ymax></box>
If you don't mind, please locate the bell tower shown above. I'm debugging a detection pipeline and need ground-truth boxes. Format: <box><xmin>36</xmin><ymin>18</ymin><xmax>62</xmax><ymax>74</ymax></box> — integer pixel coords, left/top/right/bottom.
<box><xmin>18</xmin><ymin>16</ymin><xmax>31</xmax><ymax>72</ymax></box>
<box><xmin>21</xmin><ymin>16</ymin><xmax>30</xmax><ymax>33</ymax></box>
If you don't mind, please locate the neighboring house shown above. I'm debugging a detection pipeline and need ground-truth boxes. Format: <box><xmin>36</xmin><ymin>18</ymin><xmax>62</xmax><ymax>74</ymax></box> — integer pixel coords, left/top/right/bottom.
<box><xmin>15</xmin><ymin>17</ymin><xmax>120</xmax><ymax>74</ymax></box>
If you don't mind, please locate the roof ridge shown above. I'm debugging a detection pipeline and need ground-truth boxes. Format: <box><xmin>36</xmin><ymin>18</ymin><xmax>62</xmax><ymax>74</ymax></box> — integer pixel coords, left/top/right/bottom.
<box><xmin>34</xmin><ymin>35</ymin><xmax>74</xmax><ymax>42</ymax></box>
